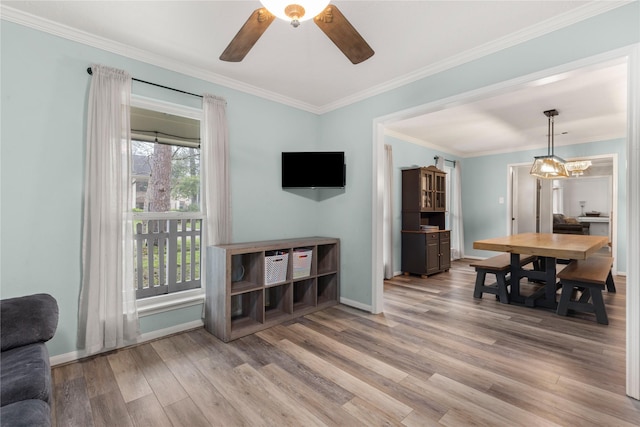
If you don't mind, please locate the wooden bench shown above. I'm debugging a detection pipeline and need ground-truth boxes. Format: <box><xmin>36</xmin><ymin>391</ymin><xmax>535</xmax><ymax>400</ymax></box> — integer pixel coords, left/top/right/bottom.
<box><xmin>471</xmin><ymin>254</ymin><xmax>537</xmax><ymax>304</ymax></box>
<box><xmin>556</xmin><ymin>256</ymin><xmax>615</xmax><ymax>325</ymax></box>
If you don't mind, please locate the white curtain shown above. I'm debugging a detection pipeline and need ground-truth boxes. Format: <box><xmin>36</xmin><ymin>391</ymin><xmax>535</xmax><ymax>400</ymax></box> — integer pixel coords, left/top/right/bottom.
<box><xmin>437</xmin><ymin>157</ymin><xmax>464</xmax><ymax>260</ymax></box>
<box><xmin>201</xmin><ymin>94</ymin><xmax>231</xmax><ymax>247</ymax></box>
<box><xmin>451</xmin><ymin>162</ymin><xmax>465</xmax><ymax>259</ymax></box>
<box><xmin>78</xmin><ymin>64</ymin><xmax>139</xmax><ymax>355</ymax></box>
<box><xmin>383</xmin><ymin>144</ymin><xmax>394</xmax><ymax>279</ymax></box>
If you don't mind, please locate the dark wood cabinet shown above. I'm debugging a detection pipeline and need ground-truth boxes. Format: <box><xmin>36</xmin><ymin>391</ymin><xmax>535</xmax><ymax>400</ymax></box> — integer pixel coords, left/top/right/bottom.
<box><xmin>402</xmin><ymin>166</ymin><xmax>446</xmax><ymax>211</ymax></box>
<box><xmin>402</xmin><ymin>230</ymin><xmax>451</xmax><ymax>276</ymax></box>
<box><xmin>401</xmin><ymin>166</ymin><xmax>447</xmax><ymax>231</ymax></box>
<box><xmin>401</xmin><ymin>166</ymin><xmax>451</xmax><ymax>276</ymax></box>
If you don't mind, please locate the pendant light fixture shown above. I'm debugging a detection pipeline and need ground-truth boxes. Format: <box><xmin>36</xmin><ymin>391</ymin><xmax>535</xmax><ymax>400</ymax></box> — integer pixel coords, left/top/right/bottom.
<box><xmin>530</xmin><ymin>109</ymin><xmax>569</xmax><ymax>179</ymax></box>
<box><xmin>565</xmin><ymin>160</ymin><xmax>592</xmax><ymax>176</ymax></box>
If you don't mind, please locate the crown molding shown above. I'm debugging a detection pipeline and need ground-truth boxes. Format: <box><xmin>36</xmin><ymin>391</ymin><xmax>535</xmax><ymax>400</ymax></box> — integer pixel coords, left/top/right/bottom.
<box><xmin>316</xmin><ymin>1</ymin><xmax>631</xmax><ymax>113</ymax></box>
<box><xmin>0</xmin><ymin>4</ymin><xmax>323</xmax><ymax>114</ymax></box>
<box><xmin>1</xmin><ymin>1</ymin><xmax>629</xmax><ymax>115</ymax></box>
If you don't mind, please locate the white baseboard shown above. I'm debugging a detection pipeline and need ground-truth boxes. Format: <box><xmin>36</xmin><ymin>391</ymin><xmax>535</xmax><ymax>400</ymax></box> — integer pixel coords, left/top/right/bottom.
<box><xmin>49</xmin><ymin>319</ymin><xmax>204</xmax><ymax>367</ymax></box>
<box><xmin>340</xmin><ymin>297</ymin><xmax>372</xmax><ymax>313</ymax></box>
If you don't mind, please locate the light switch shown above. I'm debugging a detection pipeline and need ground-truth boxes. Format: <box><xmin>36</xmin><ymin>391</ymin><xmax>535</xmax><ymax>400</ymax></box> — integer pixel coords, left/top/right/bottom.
<box><xmin>499</xmin><ymin>197</ymin><xmax>504</xmax><ymax>204</ymax></box>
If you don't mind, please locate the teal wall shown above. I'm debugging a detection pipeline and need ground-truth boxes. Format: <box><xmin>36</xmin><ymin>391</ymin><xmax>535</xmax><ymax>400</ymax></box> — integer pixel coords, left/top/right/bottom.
<box><xmin>2</xmin><ymin>2</ymin><xmax>638</xmax><ymax>357</ymax></box>
<box><xmin>0</xmin><ymin>21</ymin><xmax>321</xmax><ymax>357</ymax></box>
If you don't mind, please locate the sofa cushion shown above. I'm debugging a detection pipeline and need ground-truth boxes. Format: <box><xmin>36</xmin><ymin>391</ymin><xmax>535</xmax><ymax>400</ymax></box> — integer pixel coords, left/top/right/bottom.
<box><xmin>0</xmin><ymin>399</ymin><xmax>51</xmax><ymax>427</ymax></box>
<box><xmin>0</xmin><ymin>294</ymin><xmax>58</xmax><ymax>352</ymax></box>
<box><xmin>0</xmin><ymin>343</ymin><xmax>51</xmax><ymax>406</ymax></box>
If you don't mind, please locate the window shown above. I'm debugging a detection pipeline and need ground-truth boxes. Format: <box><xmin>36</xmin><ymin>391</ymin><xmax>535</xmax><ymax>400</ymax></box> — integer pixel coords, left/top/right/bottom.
<box><xmin>130</xmin><ymin>103</ymin><xmax>203</xmax><ymax>300</ymax></box>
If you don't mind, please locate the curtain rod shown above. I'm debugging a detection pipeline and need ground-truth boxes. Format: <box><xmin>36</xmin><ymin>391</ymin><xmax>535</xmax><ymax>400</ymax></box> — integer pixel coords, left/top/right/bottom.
<box><xmin>86</xmin><ymin>67</ymin><xmax>202</xmax><ymax>99</ymax></box>
<box><xmin>434</xmin><ymin>155</ymin><xmax>456</xmax><ymax>167</ymax></box>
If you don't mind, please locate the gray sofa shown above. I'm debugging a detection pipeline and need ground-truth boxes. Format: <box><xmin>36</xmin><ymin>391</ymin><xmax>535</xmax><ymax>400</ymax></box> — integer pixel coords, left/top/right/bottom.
<box><xmin>1</xmin><ymin>294</ymin><xmax>58</xmax><ymax>427</ymax></box>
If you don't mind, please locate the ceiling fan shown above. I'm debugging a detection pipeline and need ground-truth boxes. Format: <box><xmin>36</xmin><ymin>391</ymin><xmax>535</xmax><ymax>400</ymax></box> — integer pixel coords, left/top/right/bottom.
<box><xmin>220</xmin><ymin>1</ymin><xmax>374</xmax><ymax>64</ymax></box>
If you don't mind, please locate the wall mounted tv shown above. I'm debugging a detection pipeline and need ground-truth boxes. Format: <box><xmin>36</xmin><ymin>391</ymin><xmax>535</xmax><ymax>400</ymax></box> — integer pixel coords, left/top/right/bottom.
<box><xmin>282</xmin><ymin>151</ymin><xmax>346</xmax><ymax>189</ymax></box>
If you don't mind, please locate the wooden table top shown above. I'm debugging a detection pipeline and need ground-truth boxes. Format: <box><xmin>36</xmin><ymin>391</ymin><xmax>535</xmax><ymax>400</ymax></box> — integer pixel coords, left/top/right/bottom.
<box><xmin>473</xmin><ymin>232</ymin><xmax>608</xmax><ymax>260</ymax></box>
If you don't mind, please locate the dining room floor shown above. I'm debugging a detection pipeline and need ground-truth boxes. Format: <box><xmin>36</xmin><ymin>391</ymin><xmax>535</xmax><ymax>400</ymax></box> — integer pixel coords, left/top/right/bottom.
<box><xmin>50</xmin><ymin>259</ymin><xmax>639</xmax><ymax>426</ymax></box>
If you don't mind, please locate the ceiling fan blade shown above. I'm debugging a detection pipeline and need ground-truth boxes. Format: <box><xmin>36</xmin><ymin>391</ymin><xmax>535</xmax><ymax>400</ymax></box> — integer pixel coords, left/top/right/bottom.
<box><xmin>220</xmin><ymin>8</ymin><xmax>275</xmax><ymax>62</ymax></box>
<box><xmin>314</xmin><ymin>4</ymin><xmax>374</xmax><ymax>64</ymax></box>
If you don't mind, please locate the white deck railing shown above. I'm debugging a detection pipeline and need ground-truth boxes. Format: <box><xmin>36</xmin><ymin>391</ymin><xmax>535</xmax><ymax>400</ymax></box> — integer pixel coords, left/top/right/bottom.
<box><xmin>133</xmin><ymin>213</ymin><xmax>202</xmax><ymax>299</ymax></box>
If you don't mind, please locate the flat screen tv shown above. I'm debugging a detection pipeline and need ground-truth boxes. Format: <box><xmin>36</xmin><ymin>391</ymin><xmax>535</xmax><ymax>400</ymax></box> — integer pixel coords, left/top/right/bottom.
<box><xmin>282</xmin><ymin>151</ymin><xmax>346</xmax><ymax>189</ymax></box>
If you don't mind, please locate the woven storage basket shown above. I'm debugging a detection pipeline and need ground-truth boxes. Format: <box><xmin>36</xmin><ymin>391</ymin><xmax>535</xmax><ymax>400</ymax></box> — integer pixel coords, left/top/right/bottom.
<box><xmin>265</xmin><ymin>253</ymin><xmax>288</xmax><ymax>285</ymax></box>
<box><xmin>292</xmin><ymin>249</ymin><xmax>313</xmax><ymax>279</ymax></box>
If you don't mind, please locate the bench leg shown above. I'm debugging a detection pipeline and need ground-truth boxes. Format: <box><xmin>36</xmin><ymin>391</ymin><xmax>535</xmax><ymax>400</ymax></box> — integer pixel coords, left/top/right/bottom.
<box><xmin>495</xmin><ymin>272</ymin><xmax>509</xmax><ymax>304</ymax></box>
<box><xmin>606</xmin><ymin>271</ymin><xmax>616</xmax><ymax>293</ymax></box>
<box><xmin>578</xmin><ymin>287</ymin><xmax>591</xmax><ymax>303</ymax></box>
<box><xmin>590</xmin><ymin>289</ymin><xmax>609</xmax><ymax>325</ymax></box>
<box><xmin>473</xmin><ymin>271</ymin><xmax>487</xmax><ymax>299</ymax></box>
<box><xmin>557</xmin><ymin>281</ymin><xmax>609</xmax><ymax>325</ymax></box>
<box><xmin>473</xmin><ymin>270</ymin><xmax>509</xmax><ymax>304</ymax></box>
<box><xmin>557</xmin><ymin>283</ymin><xmax>573</xmax><ymax>316</ymax></box>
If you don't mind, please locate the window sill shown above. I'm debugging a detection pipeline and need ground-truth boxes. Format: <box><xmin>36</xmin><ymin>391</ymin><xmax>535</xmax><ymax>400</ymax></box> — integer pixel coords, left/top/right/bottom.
<box><xmin>137</xmin><ymin>289</ymin><xmax>205</xmax><ymax>317</ymax></box>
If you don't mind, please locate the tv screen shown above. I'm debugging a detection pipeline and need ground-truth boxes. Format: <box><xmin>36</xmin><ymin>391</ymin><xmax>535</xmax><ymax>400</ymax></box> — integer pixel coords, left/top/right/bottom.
<box><xmin>282</xmin><ymin>152</ymin><xmax>346</xmax><ymax>188</ymax></box>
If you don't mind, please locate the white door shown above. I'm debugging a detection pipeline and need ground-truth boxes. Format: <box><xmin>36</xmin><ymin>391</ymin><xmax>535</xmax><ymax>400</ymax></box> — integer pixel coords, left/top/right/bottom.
<box><xmin>511</xmin><ymin>164</ymin><xmax>552</xmax><ymax>234</ymax></box>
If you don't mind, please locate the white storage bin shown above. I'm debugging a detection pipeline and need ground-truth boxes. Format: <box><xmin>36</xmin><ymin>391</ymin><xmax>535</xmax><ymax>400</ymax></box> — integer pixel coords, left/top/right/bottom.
<box><xmin>265</xmin><ymin>252</ymin><xmax>288</xmax><ymax>285</ymax></box>
<box><xmin>292</xmin><ymin>249</ymin><xmax>313</xmax><ymax>279</ymax></box>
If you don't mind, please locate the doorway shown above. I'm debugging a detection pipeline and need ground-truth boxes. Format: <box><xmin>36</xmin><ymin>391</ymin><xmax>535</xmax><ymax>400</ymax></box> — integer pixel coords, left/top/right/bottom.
<box><xmin>371</xmin><ymin>47</ymin><xmax>639</xmax><ymax>398</ymax></box>
<box><xmin>508</xmin><ymin>155</ymin><xmax>617</xmax><ymax>269</ymax></box>
<box><xmin>510</xmin><ymin>164</ymin><xmax>553</xmax><ymax>234</ymax></box>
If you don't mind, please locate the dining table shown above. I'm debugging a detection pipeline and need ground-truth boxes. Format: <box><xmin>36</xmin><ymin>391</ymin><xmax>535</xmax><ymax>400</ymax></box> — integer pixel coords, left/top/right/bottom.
<box><xmin>473</xmin><ymin>232</ymin><xmax>609</xmax><ymax>309</ymax></box>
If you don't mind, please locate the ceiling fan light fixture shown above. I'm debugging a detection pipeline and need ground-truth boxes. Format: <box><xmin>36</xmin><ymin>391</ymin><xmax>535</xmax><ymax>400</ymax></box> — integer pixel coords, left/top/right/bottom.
<box><xmin>260</xmin><ymin>0</ymin><xmax>330</xmax><ymax>25</ymax></box>
<box><xmin>530</xmin><ymin>109</ymin><xmax>569</xmax><ymax>179</ymax></box>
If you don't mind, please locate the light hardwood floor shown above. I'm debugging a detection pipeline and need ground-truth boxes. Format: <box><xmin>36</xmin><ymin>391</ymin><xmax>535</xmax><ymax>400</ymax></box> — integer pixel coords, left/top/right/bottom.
<box><xmin>52</xmin><ymin>259</ymin><xmax>640</xmax><ymax>426</ymax></box>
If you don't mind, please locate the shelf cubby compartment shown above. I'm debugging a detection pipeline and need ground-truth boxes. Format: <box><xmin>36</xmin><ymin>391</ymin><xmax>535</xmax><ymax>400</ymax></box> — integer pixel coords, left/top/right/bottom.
<box><xmin>230</xmin><ymin>252</ymin><xmax>262</xmax><ymax>293</ymax></box>
<box><xmin>264</xmin><ymin>250</ymin><xmax>290</xmax><ymax>286</ymax></box>
<box><xmin>265</xmin><ymin>283</ymin><xmax>292</xmax><ymax>322</ymax></box>
<box><xmin>317</xmin><ymin>243</ymin><xmax>338</xmax><ymax>275</ymax></box>
<box><xmin>293</xmin><ymin>278</ymin><xmax>316</xmax><ymax>312</ymax></box>
<box><xmin>230</xmin><ymin>290</ymin><xmax>263</xmax><ymax>331</ymax></box>
<box><xmin>317</xmin><ymin>273</ymin><xmax>338</xmax><ymax>305</ymax></box>
<box><xmin>292</xmin><ymin>247</ymin><xmax>315</xmax><ymax>279</ymax></box>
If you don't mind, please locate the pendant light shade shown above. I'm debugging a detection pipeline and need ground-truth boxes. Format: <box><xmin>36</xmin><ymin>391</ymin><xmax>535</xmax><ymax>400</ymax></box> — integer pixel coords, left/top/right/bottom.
<box><xmin>530</xmin><ymin>109</ymin><xmax>569</xmax><ymax>179</ymax></box>
<box><xmin>565</xmin><ymin>160</ymin><xmax>592</xmax><ymax>176</ymax></box>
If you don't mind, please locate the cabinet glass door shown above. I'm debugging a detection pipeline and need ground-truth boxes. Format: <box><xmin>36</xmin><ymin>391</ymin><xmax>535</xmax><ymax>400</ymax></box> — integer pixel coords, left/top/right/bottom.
<box><xmin>435</xmin><ymin>173</ymin><xmax>446</xmax><ymax>211</ymax></box>
<box><xmin>422</xmin><ymin>170</ymin><xmax>434</xmax><ymax>209</ymax></box>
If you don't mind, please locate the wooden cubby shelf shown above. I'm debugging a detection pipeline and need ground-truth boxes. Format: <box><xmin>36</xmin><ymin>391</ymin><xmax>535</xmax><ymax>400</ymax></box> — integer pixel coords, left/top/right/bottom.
<box><xmin>205</xmin><ymin>237</ymin><xmax>340</xmax><ymax>342</ymax></box>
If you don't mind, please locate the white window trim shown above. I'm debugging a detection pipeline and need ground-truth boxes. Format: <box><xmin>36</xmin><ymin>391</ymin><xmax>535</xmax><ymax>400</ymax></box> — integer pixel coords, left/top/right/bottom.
<box><xmin>132</xmin><ymin>95</ymin><xmax>205</xmax><ymax>316</ymax></box>
<box><xmin>137</xmin><ymin>288</ymin><xmax>205</xmax><ymax>317</ymax></box>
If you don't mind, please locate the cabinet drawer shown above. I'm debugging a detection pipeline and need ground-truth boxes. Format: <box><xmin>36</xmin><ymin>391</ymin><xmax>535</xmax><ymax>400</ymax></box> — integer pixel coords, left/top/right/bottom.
<box><xmin>440</xmin><ymin>231</ymin><xmax>450</xmax><ymax>240</ymax></box>
<box><xmin>426</xmin><ymin>233</ymin><xmax>439</xmax><ymax>241</ymax></box>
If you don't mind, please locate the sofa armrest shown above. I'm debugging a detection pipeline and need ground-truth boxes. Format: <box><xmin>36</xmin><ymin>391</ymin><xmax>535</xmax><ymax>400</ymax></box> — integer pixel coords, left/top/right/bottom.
<box><xmin>1</xmin><ymin>294</ymin><xmax>58</xmax><ymax>351</ymax></box>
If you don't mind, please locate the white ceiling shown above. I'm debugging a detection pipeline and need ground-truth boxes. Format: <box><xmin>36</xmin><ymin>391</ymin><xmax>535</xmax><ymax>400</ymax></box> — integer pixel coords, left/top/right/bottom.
<box><xmin>2</xmin><ymin>1</ymin><xmax>629</xmax><ymax>156</ymax></box>
<box><xmin>386</xmin><ymin>59</ymin><xmax>628</xmax><ymax>157</ymax></box>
